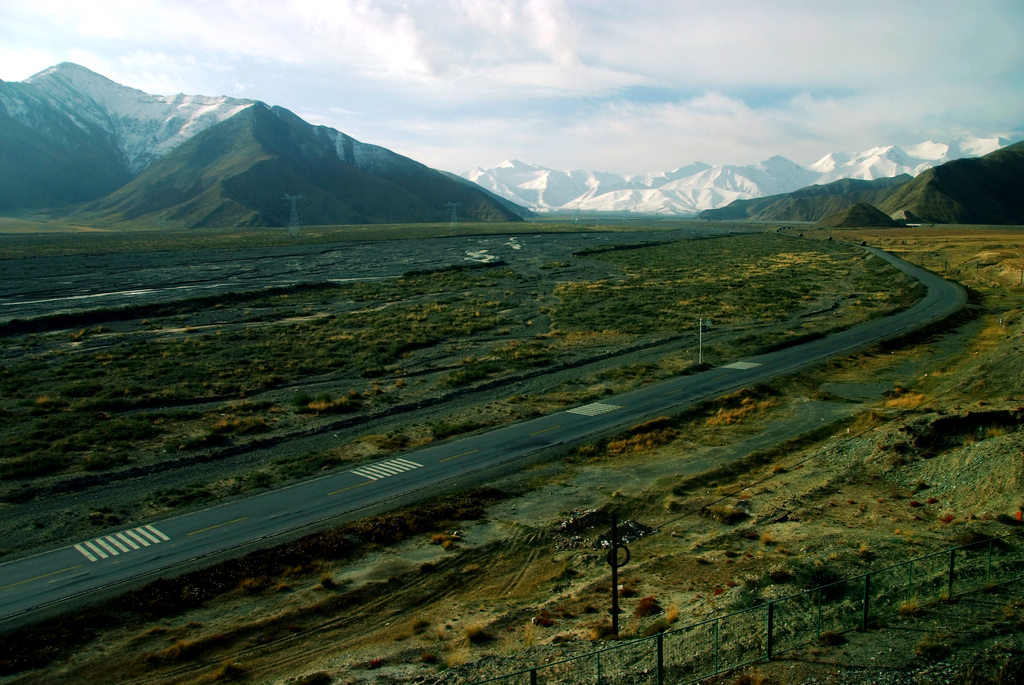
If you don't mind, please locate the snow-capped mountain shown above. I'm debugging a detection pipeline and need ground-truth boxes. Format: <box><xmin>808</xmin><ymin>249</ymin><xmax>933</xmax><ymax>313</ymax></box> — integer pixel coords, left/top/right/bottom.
<box><xmin>464</xmin><ymin>136</ymin><xmax>1010</xmax><ymax>216</ymax></box>
<box><xmin>2</xmin><ymin>63</ymin><xmax>253</xmax><ymax>173</ymax></box>
<box><xmin>0</xmin><ymin>63</ymin><xmax>524</xmax><ymax>225</ymax></box>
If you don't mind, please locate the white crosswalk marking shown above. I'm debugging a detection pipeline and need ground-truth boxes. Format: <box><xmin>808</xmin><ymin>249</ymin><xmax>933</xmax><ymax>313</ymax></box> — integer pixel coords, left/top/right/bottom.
<box><xmin>722</xmin><ymin>361</ymin><xmax>761</xmax><ymax>370</ymax></box>
<box><xmin>74</xmin><ymin>543</ymin><xmax>97</xmax><ymax>562</ymax></box>
<box><xmin>124</xmin><ymin>529</ymin><xmax>151</xmax><ymax>547</ymax></box>
<box><xmin>105</xmin><ymin>535</ymin><xmax>131</xmax><ymax>553</ymax></box>
<box><xmin>94</xmin><ymin>538</ymin><xmax>119</xmax><ymax>556</ymax></box>
<box><xmin>566</xmin><ymin>402</ymin><xmax>621</xmax><ymax>417</ymax></box>
<box><xmin>74</xmin><ymin>525</ymin><xmax>171</xmax><ymax>562</ymax></box>
<box><xmin>84</xmin><ymin>540</ymin><xmax>107</xmax><ymax>559</ymax></box>
<box><xmin>116</xmin><ymin>532</ymin><xmax>140</xmax><ymax>550</ymax></box>
<box><xmin>145</xmin><ymin>524</ymin><xmax>170</xmax><ymax>541</ymax></box>
<box><xmin>351</xmin><ymin>458</ymin><xmax>424</xmax><ymax>481</ymax></box>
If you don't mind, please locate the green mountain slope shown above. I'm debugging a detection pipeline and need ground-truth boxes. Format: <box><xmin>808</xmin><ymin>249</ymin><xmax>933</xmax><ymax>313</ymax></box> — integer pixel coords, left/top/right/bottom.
<box><xmin>701</xmin><ymin>141</ymin><xmax>1024</xmax><ymax>225</ymax></box>
<box><xmin>878</xmin><ymin>140</ymin><xmax>1024</xmax><ymax>223</ymax></box>
<box><xmin>699</xmin><ymin>176</ymin><xmax>911</xmax><ymax>222</ymax></box>
<box><xmin>0</xmin><ymin>100</ymin><xmax>130</xmax><ymax>211</ymax></box>
<box><xmin>77</xmin><ymin>104</ymin><xmax>523</xmax><ymax>227</ymax></box>
<box><xmin>814</xmin><ymin>202</ymin><xmax>898</xmax><ymax>228</ymax></box>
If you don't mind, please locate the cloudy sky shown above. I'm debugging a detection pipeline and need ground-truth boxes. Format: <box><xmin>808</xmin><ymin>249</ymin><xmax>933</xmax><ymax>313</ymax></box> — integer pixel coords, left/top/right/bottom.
<box><xmin>2</xmin><ymin>0</ymin><xmax>1022</xmax><ymax>174</ymax></box>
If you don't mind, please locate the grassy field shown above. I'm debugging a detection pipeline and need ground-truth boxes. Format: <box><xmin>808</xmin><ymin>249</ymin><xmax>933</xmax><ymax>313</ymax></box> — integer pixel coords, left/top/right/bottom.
<box><xmin>0</xmin><ymin>219</ymin><xmax>700</xmax><ymax>257</ymax></box>
<box><xmin>0</xmin><ymin>231</ymin><xmax>916</xmax><ymax>496</ymax></box>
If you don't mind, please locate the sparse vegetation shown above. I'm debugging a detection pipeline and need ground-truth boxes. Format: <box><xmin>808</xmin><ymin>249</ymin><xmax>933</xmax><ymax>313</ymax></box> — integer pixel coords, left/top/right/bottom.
<box><xmin>2</xmin><ymin>225</ymin><xmax>1023</xmax><ymax>683</ymax></box>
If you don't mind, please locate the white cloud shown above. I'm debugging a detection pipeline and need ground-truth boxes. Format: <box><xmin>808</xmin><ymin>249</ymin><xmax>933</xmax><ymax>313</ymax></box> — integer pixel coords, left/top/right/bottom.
<box><xmin>1</xmin><ymin>0</ymin><xmax>1022</xmax><ymax>173</ymax></box>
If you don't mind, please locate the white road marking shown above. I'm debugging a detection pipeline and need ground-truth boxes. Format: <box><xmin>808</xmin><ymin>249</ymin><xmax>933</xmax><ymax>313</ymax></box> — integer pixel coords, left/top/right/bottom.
<box><xmin>124</xmin><ymin>529</ymin><xmax>152</xmax><ymax>547</ymax></box>
<box><xmin>94</xmin><ymin>538</ymin><xmax>119</xmax><ymax>556</ymax></box>
<box><xmin>351</xmin><ymin>458</ymin><xmax>423</xmax><ymax>482</ymax></box>
<box><xmin>83</xmin><ymin>541</ymin><xmax>108</xmax><ymax>559</ymax></box>
<box><xmin>73</xmin><ymin>544</ymin><xmax>97</xmax><ymax>562</ymax></box>
<box><xmin>74</xmin><ymin>525</ymin><xmax>171</xmax><ymax>562</ymax></box>
<box><xmin>144</xmin><ymin>524</ymin><xmax>170</xmax><ymax>541</ymax></box>
<box><xmin>566</xmin><ymin>402</ymin><xmax>621</xmax><ymax>416</ymax></box>
<box><xmin>116</xmin><ymin>532</ymin><xmax>140</xmax><ymax>550</ymax></box>
<box><xmin>105</xmin><ymin>535</ymin><xmax>131</xmax><ymax>553</ymax></box>
<box><xmin>722</xmin><ymin>361</ymin><xmax>762</xmax><ymax>370</ymax></box>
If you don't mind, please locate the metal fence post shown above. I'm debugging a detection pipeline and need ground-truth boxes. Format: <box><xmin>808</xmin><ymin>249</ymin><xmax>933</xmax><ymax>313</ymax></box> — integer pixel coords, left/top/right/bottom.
<box><xmin>765</xmin><ymin>602</ymin><xmax>775</xmax><ymax>660</ymax></box>
<box><xmin>657</xmin><ymin>632</ymin><xmax>664</xmax><ymax>685</ymax></box>
<box><xmin>947</xmin><ymin>549</ymin><xmax>956</xmax><ymax>599</ymax></box>
<box><xmin>907</xmin><ymin>560</ymin><xmax>914</xmax><ymax>599</ymax></box>
<box><xmin>714</xmin><ymin>618</ymin><xmax>720</xmax><ymax>674</ymax></box>
<box><xmin>595</xmin><ymin>651</ymin><xmax>601</xmax><ymax>685</ymax></box>
<box><xmin>861</xmin><ymin>573</ymin><xmax>871</xmax><ymax>631</ymax></box>
<box><xmin>530</xmin><ymin>667</ymin><xmax>538</xmax><ymax>685</ymax></box>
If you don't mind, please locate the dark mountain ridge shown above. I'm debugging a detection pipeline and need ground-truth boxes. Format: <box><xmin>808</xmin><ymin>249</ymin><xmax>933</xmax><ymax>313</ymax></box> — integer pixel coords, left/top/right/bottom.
<box><xmin>700</xmin><ymin>141</ymin><xmax>1024</xmax><ymax>225</ymax></box>
<box><xmin>877</xmin><ymin>141</ymin><xmax>1024</xmax><ymax>224</ymax></box>
<box><xmin>0</xmin><ymin>64</ymin><xmax>525</xmax><ymax>227</ymax></box>
<box><xmin>700</xmin><ymin>175</ymin><xmax>911</xmax><ymax>222</ymax></box>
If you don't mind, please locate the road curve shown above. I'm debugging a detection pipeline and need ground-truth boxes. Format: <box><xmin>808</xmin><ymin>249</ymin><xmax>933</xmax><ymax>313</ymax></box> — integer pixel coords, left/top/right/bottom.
<box><xmin>0</xmin><ymin>245</ymin><xmax>966</xmax><ymax>629</ymax></box>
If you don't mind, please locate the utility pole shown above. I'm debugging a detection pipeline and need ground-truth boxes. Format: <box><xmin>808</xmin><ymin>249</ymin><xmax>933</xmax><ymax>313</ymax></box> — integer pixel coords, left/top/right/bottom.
<box><xmin>606</xmin><ymin>513</ymin><xmax>630</xmax><ymax>637</ymax></box>
<box><xmin>699</xmin><ymin>317</ymin><xmax>711</xmax><ymax>365</ymax></box>
<box><xmin>283</xmin><ymin>194</ymin><xmax>305</xmax><ymax>238</ymax></box>
<box><xmin>446</xmin><ymin>201</ymin><xmax>462</xmax><ymax>228</ymax></box>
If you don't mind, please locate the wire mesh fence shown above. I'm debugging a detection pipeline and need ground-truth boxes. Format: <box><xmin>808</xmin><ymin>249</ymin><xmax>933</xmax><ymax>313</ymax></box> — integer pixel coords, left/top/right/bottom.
<box><xmin>471</xmin><ymin>530</ymin><xmax>1024</xmax><ymax>685</ymax></box>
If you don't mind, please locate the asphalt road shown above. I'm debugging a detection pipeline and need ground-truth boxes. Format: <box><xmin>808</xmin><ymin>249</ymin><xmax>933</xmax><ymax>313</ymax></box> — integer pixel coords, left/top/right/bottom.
<box><xmin>0</xmin><ymin>245</ymin><xmax>966</xmax><ymax>628</ymax></box>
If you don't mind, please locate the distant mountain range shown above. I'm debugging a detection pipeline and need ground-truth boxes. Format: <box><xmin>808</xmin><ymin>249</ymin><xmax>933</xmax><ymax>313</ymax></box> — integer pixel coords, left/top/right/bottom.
<box><xmin>0</xmin><ymin>63</ymin><xmax>524</xmax><ymax>227</ymax></box>
<box><xmin>700</xmin><ymin>141</ymin><xmax>1024</xmax><ymax>226</ymax></box>
<box><xmin>464</xmin><ymin>137</ymin><xmax>1011</xmax><ymax>216</ymax></box>
<box><xmin>2</xmin><ymin>63</ymin><xmax>1017</xmax><ymax>229</ymax></box>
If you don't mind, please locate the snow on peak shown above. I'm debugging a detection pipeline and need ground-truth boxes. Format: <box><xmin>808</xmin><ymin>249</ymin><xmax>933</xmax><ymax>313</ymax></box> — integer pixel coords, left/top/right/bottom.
<box><xmin>15</xmin><ymin>62</ymin><xmax>254</xmax><ymax>173</ymax></box>
<box><xmin>809</xmin><ymin>151</ymin><xmax>851</xmax><ymax>174</ymax></box>
<box><xmin>903</xmin><ymin>139</ymin><xmax>950</xmax><ymax>161</ymax></box>
<box><xmin>954</xmin><ymin>134</ymin><xmax>1010</xmax><ymax>157</ymax></box>
<box><xmin>464</xmin><ymin>136</ymin><xmax>1008</xmax><ymax>216</ymax></box>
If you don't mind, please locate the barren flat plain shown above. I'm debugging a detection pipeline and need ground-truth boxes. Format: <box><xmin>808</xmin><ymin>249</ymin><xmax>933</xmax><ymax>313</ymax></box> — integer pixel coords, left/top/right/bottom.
<box><xmin>0</xmin><ymin>222</ymin><xmax>1022</xmax><ymax>684</ymax></box>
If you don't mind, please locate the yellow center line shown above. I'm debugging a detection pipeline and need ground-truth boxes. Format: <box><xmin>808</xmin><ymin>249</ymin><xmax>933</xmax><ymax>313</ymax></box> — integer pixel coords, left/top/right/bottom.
<box><xmin>529</xmin><ymin>424</ymin><xmax>561</xmax><ymax>437</ymax></box>
<box><xmin>328</xmin><ymin>480</ymin><xmax>373</xmax><ymax>496</ymax></box>
<box><xmin>1</xmin><ymin>564</ymin><xmax>83</xmax><ymax>591</ymax></box>
<box><xmin>441</xmin><ymin>448</ymin><xmax>478</xmax><ymax>463</ymax></box>
<box><xmin>187</xmin><ymin>516</ymin><xmax>249</xmax><ymax>537</ymax></box>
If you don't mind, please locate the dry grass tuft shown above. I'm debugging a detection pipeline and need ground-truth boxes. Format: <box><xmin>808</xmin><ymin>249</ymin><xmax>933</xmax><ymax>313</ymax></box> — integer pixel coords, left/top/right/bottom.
<box><xmin>706</xmin><ymin>396</ymin><xmax>778</xmax><ymax>426</ymax></box>
<box><xmin>707</xmin><ymin>502</ymin><xmax>748</xmax><ymax>525</ymax></box>
<box><xmin>464</xmin><ymin>622</ymin><xmax>493</xmax><ymax>645</ymax></box>
<box><xmin>899</xmin><ymin>596</ymin><xmax>922</xmax><ymax>617</ymax></box>
<box><xmin>634</xmin><ymin>596</ymin><xmax>662</xmax><ymax>618</ymax></box>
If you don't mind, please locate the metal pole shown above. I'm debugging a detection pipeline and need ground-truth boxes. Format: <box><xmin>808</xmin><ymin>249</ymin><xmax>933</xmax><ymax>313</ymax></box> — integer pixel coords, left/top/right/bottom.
<box><xmin>766</xmin><ymin>601</ymin><xmax>775</xmax><ymax>660</ymax></box>
<box><xmin>611</xmin><ymin>515</ymin><xmax>620</xmax><ymax>637</ymax></box>
<box><xmin>657</xmin><ymin>632</ymin><xmax>664</xmax><ymax>684</ymax></box>
<box><xmin>698</xmin><ymin>318</ymin><xmax>703</xmax><ymax>366</ymax></box>
<box><xmin>605</xmin><ymin>513</ymin><xmax>630</xmax><ymax>638</ymax></box>
<box><xmin>861</xmin><ymin>573</ymin><xmax>871</xmax><ymax>631</ymax></box>
<box><xmin>714</xmin><ymin>619</ymin><xmax>720</xmax><ymax>674</ymax></box>
<box><xmin>530</xmin><ymin>667</ymin><xmax>538</xmax><ymax>685</ymax></box>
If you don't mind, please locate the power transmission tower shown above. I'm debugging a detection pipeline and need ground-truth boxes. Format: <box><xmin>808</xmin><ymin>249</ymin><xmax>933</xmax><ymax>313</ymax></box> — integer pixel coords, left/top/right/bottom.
<box><xmin>283</xmin><ymin>194</ymin><xmax>305</xmax><ymax>237</ymax></box>
<box><xmin>446</xmin><ymin>201</ymin><xmax>462</xmax><ymax>228</ymax></box>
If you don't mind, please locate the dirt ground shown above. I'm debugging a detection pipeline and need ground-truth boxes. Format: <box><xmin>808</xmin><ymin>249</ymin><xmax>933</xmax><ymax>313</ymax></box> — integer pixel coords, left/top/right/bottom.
<box><xmin>2</xmin><ymin>226</ymin><xmax>1023</xmax><ymax>685</ymax></box>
